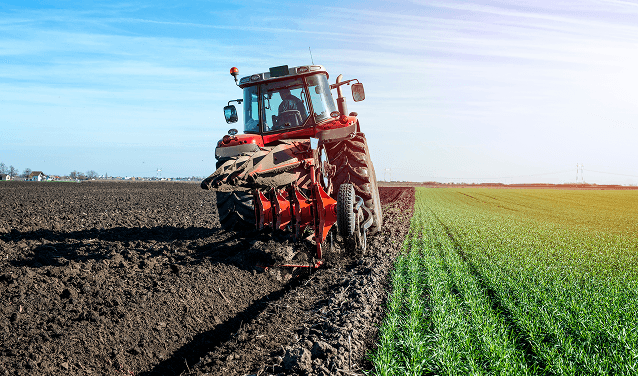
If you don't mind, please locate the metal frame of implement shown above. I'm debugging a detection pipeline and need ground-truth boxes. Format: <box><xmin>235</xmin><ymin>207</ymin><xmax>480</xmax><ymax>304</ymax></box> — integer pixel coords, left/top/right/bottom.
<box><xmin>253</xmin><ymin>158</ymin><xmax>337</xmax><ymax>269</ymax></box>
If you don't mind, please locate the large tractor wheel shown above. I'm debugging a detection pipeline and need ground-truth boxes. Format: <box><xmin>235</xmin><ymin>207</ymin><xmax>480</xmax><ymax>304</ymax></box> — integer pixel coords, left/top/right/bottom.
<box><xmin>324</xmin><ymin>133</ymin><xmax>382</xmax><ymax>233</ymax></box>
<box><xmin>213</xmin><ymin>158</ymin><xmax>255</xmax><ymax>231</ymax></box>
<box><xmin>215</xmin><ymin>190</ymin><xmax>255</xmax><ymax>231</ymax></box>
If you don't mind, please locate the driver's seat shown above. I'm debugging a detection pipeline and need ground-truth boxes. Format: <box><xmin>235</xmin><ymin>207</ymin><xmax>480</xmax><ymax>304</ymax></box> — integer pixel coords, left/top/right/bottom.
<box><xmin>272</xmin><ymin>110</ymin><xmax>303</xmax><ymax>130</ymax></box>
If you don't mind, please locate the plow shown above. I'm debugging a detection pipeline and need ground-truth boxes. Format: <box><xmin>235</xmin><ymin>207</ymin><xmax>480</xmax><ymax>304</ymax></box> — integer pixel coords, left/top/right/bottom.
<box><xmin>201</xmin><ymin>64</ymin><xmax>382</xmax><ymax>267</ymax></box>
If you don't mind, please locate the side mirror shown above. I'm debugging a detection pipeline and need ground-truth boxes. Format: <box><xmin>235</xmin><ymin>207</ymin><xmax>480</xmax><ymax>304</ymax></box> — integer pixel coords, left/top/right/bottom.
<box><xmin>352</xmin><ymin>83</ymin><xmax>365</xmax><ymax>102</ymax></box>
<box><xmin>224</xmin><ymin>105</ymin><xmax>238</xmax><ymax>123</ymax></box>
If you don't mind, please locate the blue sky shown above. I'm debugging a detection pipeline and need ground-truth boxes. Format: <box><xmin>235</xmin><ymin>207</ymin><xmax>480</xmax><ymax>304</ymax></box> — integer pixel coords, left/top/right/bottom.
<box><xmin>2</xmin><ymin>0</ymin><xmax>637</xmax><ymax>184</ymax></box>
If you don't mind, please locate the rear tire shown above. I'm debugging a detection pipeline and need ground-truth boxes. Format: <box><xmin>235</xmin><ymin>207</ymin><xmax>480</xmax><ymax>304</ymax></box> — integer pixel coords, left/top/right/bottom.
<box><xmin>215</xmin><ymin>190</ymin><xmax>255</xmax><ymax>231</ymax></box>
<box><xmin>213</xmin><ymin>157</ymin><xmax>255</xmax><ymax>231</ymax></box>
<box><xmin>324</xmin><ymin>133</ymin><xmax>383</xmax><ymax>233</ymax></box>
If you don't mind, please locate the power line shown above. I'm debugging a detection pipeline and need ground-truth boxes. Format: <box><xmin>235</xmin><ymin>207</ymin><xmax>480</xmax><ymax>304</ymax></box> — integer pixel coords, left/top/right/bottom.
<box><xmin>585</xmin><ymin>169</ymin><xmax>638</xmax><ymax>178</ymax></box>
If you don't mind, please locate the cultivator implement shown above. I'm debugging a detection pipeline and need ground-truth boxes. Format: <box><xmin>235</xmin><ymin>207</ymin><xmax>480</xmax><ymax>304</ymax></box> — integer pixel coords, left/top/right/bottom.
<box><xmin>254</xmin><ymin>171</ymin><xmax>338</xmax><ymax>267</ymax></box>
<box><xmin>252</xmin><ymin>178</ymin><xmax>372</xmax><ymax>268</ymax></box>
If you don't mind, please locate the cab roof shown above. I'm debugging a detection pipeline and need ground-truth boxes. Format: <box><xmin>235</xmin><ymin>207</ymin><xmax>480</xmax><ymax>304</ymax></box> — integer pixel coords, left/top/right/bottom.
<box><xmin>238</xmin><ymin>65</ymin><xmax>328</xmax><ymax>88</ymax></box>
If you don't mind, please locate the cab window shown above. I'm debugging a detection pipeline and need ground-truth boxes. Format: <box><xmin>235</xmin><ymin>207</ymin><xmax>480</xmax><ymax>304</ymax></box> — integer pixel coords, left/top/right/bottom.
<box><xmin>306</xmin><ymin>74</ymin><xmax>337</xmax><ymax>124</ymax></box>
<box><xmin>261</xmin><ymin>78</ymin><xmax>310</xmax><ymax>132</ymax></box>
<box><xmin>243</xmin><ymin>85</ymin><xmax>260</xmax><ymax>133</ymax></box>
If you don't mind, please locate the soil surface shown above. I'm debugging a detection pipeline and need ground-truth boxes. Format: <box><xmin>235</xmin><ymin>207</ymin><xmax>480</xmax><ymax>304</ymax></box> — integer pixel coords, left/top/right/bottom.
<box><xmin>0</xmin><ymin>181</ymin><xmax>414</xmax><ymax>376</ymax></box>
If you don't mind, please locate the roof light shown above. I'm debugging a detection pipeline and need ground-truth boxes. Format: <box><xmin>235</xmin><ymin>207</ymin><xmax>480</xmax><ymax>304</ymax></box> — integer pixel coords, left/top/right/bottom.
<box><xmin>297</xmin><ymin>66</ymin><xmax>309</xmax><ymax>74</ymax></box>
<box><xmin>230</xmin><ymin>67</ymin><xmax>239</xmax><ymax>84</ymax></box>
<box><xmin>250</xmin><ymin>74</ymin><xmax>261</xmax><ymax>81</ymax></box>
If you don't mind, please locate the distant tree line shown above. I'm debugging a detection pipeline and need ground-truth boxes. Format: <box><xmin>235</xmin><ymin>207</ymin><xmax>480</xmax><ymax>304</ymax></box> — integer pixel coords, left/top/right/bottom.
<box><xmin>0</xmin><ymin>162</ymin><xmax>18</xmax><ymax>177</ymax></box>
<box><xmin>70</xmin><ymin>170</ymin><xmax>98</xmax><ymax>180</ymax></box>
<box><xmin>0</xmin><ymin>163</ymin><xmax>34</xmax><ymax>178</ymax></box>
<box><xmin>0</xmin><ymin>162</ymin><xmax>98</xmax><ymax>180</ymax></box>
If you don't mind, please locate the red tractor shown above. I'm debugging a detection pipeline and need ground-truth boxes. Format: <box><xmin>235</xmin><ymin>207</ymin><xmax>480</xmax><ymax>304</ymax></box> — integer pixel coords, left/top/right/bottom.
<box><xmin>201</xmin><ymin>64</ymin><xmax>382</xmax><ymax>266</ymax></box>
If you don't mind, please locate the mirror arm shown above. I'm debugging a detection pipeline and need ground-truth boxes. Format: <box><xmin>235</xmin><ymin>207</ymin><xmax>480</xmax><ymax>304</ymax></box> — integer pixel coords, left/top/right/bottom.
<box><xmin>227</xmin><ymin>99</ymin><xmax>243</xmax><ymax>106</ymax></box>
<box><xmin>329</xmin><ymin>79</ymin><xmax>360</xmax><ymax>90</ymax></box>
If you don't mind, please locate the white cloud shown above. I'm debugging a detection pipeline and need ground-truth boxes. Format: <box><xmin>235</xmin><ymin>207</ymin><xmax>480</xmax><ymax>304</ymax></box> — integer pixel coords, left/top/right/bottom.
<box><xmin>2</xmin><ymin>1</ymin><xmax>638</xmax><ymax>182</ymax></box>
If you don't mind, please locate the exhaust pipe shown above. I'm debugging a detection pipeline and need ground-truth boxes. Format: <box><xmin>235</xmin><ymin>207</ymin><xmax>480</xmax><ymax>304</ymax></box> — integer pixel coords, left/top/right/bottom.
<box><xmin>336</xmin><ymin>74</ymin><xmax>348</xmax><ymax>116</ymax></box>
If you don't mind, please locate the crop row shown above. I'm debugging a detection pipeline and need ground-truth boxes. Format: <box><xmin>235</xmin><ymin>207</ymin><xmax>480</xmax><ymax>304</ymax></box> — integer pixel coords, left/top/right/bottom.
<box><xmin>371</xmin><ymin>188</ymin><xmax>638</xmax><ymax>375</ymax></box>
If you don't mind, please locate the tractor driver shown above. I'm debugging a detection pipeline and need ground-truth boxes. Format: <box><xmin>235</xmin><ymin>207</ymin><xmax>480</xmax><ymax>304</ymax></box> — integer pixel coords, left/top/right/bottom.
<box><xmin>278</xmin><ymin>88</ymin><xmax>308</xmax><ymax>123</ymax></box>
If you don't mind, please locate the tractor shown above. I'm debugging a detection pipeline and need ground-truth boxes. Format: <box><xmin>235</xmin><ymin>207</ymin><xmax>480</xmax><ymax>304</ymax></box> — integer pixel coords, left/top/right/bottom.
<box><xmin>201</xmin><ymin>64</ymin><xmax>382</xmax><ymax>267</ymax></box>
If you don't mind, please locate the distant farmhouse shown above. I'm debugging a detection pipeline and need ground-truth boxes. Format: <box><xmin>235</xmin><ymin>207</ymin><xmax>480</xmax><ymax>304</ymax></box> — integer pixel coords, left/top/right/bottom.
<box><xmin>27</xmin><ymin>171</ymin><xmax>45</xmax><ymax>181</ymax></box>
<box><xmin>0</xmin><ymin>173</ymin><xmax>10</xmax><ymax>181</ymax></box>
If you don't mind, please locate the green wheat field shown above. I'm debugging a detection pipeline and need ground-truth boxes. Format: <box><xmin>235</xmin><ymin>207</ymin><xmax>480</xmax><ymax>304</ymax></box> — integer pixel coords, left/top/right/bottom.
<box><xmin>371</xmin><ymin>188</ymin><xmax>638</xmax><ymax>375</ymax></box>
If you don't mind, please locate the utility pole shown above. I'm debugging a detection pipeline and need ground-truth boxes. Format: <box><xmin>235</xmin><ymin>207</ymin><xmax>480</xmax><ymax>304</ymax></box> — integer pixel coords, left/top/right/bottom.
<box><xmin>576</xmin><ymin>163</ymin><xmax>585</xmax><ymax>184</ymax></box>
<box><xmin>384</xmin><ymin>168</ymin><xmax>391</xmax><ymax>182</ymax></box>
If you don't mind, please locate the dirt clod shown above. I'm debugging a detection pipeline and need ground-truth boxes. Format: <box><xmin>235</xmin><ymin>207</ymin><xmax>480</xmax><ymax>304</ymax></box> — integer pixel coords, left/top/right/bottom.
<box><xmin>312</xmin><ymin>341</ymin><xmax>337</xmax><ymax>359</ymax></box>
<box><xmin>282</xmin><ymin>347</ymin><xmax>312</xmax><ymax>372</ymax></box>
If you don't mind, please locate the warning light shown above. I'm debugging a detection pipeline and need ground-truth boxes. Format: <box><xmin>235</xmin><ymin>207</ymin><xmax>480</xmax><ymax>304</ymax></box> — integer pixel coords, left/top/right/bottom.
<box><xmin>230</xmin><ymin>67</ymin><xmax>239</xmax><ymax>84</ymax></box>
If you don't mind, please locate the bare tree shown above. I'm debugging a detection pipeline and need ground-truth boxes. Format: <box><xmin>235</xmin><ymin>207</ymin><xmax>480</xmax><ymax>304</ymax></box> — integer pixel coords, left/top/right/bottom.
<box><xmin>71</xmin><ymin>171</ymin><xmax>89</xmax><ymax>180</ymax></box>
<box><xmin>8</xmin><ymin>166</ymin><xmax>17</xmax><ymax>177</ymax></box>
<box><xmin>22</xmin><ymin>168</ymin><xmax>32</xmax><ymax>179</ymax></box>
<box><xmin>86</xmin><ymin>170</ymin><xmax>98</xmax><ymax>179</ymax></box>
<box><xmin>0</xmin><ymin>162</ymin><xmax>7</xmax><ymax>174</ymax></box>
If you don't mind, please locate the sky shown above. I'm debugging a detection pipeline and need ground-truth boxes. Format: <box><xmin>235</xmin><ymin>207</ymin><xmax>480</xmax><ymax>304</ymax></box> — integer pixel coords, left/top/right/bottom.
<box><xmin>1</xmin><ymin>0</ymin><xmax>638</xmax><ymax>184</ymax></box>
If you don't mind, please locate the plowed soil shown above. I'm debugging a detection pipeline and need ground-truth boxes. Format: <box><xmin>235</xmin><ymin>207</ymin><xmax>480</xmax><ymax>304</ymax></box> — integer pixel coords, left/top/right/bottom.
<box><xmin>0</xmin><ymin>181</ymin><xmax>414</xmax><ymax>376</ymax></box>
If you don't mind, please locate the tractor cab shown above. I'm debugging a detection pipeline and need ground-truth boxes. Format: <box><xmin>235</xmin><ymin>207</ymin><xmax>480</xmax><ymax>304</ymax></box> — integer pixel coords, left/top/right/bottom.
<box><xmin>224</xmin><ymin>65</ymin><xmax>360</xmax><ymax>136</ymax></box>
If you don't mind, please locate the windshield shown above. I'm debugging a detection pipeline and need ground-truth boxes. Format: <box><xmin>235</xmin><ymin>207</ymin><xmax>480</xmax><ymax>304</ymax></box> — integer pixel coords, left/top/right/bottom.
<box><xmin>306</xmin><ymin>74</ymin><xmax>336</xmax><ymax>123</ymax></box>
<box><xmin>242</xmin><ymin>73</ymin><xmax>336</xmax><ymax>133</ymax></box>
<box><xmin>261</xmin><ymin>78</ymin><xmax>309</xmax><ymax>132</ymax></box>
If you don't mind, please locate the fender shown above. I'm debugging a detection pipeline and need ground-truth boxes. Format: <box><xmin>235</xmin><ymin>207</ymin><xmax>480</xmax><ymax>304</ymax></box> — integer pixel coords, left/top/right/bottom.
<box><xmin>215</xmin><ymin>133</ymin><xmax>263</xmax><ymax>159</ymax></box>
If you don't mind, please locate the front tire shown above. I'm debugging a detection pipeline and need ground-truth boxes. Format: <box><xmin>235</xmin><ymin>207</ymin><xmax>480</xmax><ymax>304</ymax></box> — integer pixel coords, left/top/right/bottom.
<box><xmin>337</xmin><ymin>184</ymin><xmax>357</xmax><ymax>252</ymax></box>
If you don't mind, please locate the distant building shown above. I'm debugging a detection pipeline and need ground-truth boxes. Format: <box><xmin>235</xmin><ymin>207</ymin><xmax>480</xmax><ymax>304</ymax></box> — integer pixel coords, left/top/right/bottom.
<box><xmin>0</xmin><ymin>174</ymin><xmax>10</xmax><ymax>181</ymax></box>
<box><xmin>28</xmin><ymin>171</ymin><xmax>45</xmax><ymax>181</ymax></box>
